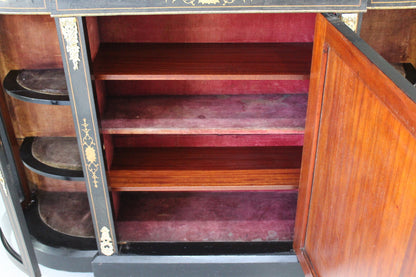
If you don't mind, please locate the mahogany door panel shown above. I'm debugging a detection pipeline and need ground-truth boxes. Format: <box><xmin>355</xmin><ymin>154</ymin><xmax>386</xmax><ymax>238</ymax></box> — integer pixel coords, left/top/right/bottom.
<box><xmin>295</xmin><ymin>14</ymin><xmax>416</xmax><ymax>277</ymax></box>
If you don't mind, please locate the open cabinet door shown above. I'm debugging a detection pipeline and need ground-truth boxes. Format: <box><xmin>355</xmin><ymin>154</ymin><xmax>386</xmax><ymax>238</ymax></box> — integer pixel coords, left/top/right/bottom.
<box><xmin>0</xmin><ymin>115</ymin><xmax>40</xmax><ymax>276</ymax></box>
<box><xmin>294</xmin><ymin>14</ymin><xmax>416</xmax><ymax>277</ymax></box>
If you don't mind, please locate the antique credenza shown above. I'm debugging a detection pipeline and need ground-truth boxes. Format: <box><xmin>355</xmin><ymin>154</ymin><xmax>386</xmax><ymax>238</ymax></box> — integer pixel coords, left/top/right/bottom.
<box><xmin>0</xmin><ymin>1</ymin><xmax>415</xmax><ymax>276</ymax></box>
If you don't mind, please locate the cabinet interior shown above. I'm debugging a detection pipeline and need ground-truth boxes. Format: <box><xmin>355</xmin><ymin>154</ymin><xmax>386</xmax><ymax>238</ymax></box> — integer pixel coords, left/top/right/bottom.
<box><xmin>0</xmin><ymin>13</ymin><xmax>316</xmax><ymax>249</ymax></box>
<box><xmin>86</xmin><ymin>13</ymin><xmax>315</xmax><ymax>244</ymax></box>
<box><xmin>0</xmin><ymin>15</ymin><xmax>93</xmax><ymax>244</ymax></box>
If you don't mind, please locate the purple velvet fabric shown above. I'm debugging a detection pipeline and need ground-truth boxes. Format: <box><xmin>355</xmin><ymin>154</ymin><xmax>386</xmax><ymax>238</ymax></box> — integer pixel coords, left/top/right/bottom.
<box><xmin>117</xmin><ymin>191</ymin><xmax>297</xmax><ymax>242</ymax></box>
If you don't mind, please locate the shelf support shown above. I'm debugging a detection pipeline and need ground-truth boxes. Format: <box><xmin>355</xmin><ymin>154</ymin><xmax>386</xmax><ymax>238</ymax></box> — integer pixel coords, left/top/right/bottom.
<box><xmin>55</xmin><ymin>17</ymin><xmax>118</xmax><ymax>256</ymax></box>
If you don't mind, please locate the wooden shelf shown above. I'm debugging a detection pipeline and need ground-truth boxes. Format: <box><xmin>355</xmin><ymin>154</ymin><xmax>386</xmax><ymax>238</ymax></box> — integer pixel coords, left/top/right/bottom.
<box><xmin>101</xmin><ymin>94</ymin><xmax>307</xmax><ymax>135</ymax></box>
<box><xmin>3</xmin><ymin>70</ymin><xmax>70</xmax><ymax>105</ymax></box>
<box><xmin>93</xmin><ymin>43</ymin><xmax>312</xmax><ymax>80</ymax></box>
<box><xmin>20</xmin><ymin>137</ymin><xmax>84</xmax><ymax>181</ymax></box>
<box><xmin>109</xmin><ymin>146</ymin><xmax>302</xmax><ymax>191</ymax></box>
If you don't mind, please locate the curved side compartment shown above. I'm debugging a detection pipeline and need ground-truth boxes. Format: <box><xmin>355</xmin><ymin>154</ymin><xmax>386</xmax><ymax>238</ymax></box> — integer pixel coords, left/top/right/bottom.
<box><xmin>20</xmin><ymin>137</ymin><xmax>84</xmax><ymax>181</ymax></box>
<box><xmin>3</xmin><ymin>70</ymin><xmax>70</xmax><ymax>105</ymax></box>
<box><xmin>24</xmin><ymin>199</ymin><xmax>96</xmax><ymax>272</ymax></box>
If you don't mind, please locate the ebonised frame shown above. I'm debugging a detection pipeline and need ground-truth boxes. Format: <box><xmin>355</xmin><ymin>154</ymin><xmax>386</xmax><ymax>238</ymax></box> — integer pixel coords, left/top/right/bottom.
<box><xmin>3</xmin><ymin>70</ymin><xmax>70</xmax><ymax>106</ymax></box>
<box><xmin>19</xmin><ymin>137</ymin><xmax>84</xmax><ymax>181</ymax></box>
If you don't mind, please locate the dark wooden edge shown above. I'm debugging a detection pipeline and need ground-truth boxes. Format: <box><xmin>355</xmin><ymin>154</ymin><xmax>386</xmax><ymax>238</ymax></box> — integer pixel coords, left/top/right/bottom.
<box><xmin>32</xmin><ymin>239</ymin><xmax>96</xmax><ymax>273</ymax></box>
<box><xmin>56</xmin><ymin>16</ymin><xmax>118</xmax><ymax>255</ymax></box>
<box><xmin>24</xmin><ymin>199</ymin><xmax>97</xmax><ymax>250</ymax></box>
<box><xmin>0</xmin><ymin>0</ymin><xmax>48</xmax><ymax>14</ymax></box>
<box><xmin>19</xmin><ymin>137</ymin><xmax>84</xmax><ymax>181</ymax></box>
<box><xmin>120</xmin><ymin>241</ymin><xmax>294</xmax><ymax>256</ymax></box>
<box><xmin>1</xmin><ymin>0</ymin><xmax>369</xmax><ymax>16</ymax></box>
<box><xmin>367</xmin><ymin>0</ymin><xmax>416</xmax><ymax>9</ymax></box>
<box><xmin>3</xmin><ymin>70</ymin><xmax>70</xmax><ymax>106</ymax></box>
<box><xmin>404</xmin><ymin>63</ymin><xmax>416</xmax><ymax>85</ymax></box>
<box><xmin>0</xmin><ymin>110</ymin><xmax>41</xmax><ymax>276</ymax></box>
<box><xmin>92</xmin><ymin>254</ymin><xmax>303</xmax><ymax>277</ymax></box>
<box><xmin>0</xmin><ymin>227</ymin><xmax>23</xmax><ymax>264</ymax></box>
<box><xmin>24</xmin><ymin>200</ymin><xmax>97</xmax><ymax>272</ymax></box>
<box><xmin>51</xmin><ymin>0</ymin><xmax>367</xmax><ymax>16</ymax></box>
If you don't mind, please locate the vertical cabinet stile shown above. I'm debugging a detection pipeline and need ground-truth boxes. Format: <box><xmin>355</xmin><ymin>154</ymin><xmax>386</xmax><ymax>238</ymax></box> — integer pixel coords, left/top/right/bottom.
<box><xmin>55</xmin><ymin>16</ymin><xmax>118</xmax><ymax>256</ymax></box>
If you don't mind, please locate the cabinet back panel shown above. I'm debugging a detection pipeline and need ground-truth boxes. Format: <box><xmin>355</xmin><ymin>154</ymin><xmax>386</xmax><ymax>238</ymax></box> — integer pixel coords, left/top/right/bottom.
<box><xmin>360</xmin><ymin>10</ymin><xmax>416</xmax><ymax>65</ymax></box>
<box><xmin>113</xmin><ymin>134</ymin><xmax>304</xmax><ymax>148</ymax></box>
<box><xmin>0</xmin><ymin>15</ymin><xmax>74</xmax><ymax>138</ymax></box>
<box><xmin>0</xmin><ymin>15</ymin><xmax>62</xmax><ymax>72</ymax></box>
<box><xmin>98</xmin><ymin>14</ymin><xmax>315</xmax><ymax>43</ymax></box>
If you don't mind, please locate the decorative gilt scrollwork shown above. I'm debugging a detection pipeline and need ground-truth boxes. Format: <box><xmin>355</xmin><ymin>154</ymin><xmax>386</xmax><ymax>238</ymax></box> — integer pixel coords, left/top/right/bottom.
<box><xmin>0</xmin><ymin>168</ymin><xmax>8</xmax><ymax>197</ymax></box>
<box><xmin>340</xmin><ymin>13</ymin><xmax>359</xmax><ymax>33</ymax></box>
<box><xmin>80</xmin><ymin>118</ymin><xmax>99</xmax><ymax>188</ymax></box>
<box><xmin>59</xmin><ymin>17</ymin><xmax>81</xmax><ymax>71</ymax></box>
<box><xmin>173</xmin><ymin>0</ymin><xmax>236</xmax><ymax>5</ymax></box>
<box><xmin>100</xmin><ymin>226</ymin><xmax>114</xmax><ymax>256</ymax></box>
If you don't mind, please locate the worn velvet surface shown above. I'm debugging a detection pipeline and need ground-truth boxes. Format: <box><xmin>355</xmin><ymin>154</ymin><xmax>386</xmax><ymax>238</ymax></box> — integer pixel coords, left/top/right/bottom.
<box><xmin>38</xmin><ymin>190</ymin><xmax>297</xmax><ymax>242</ymax></box>
<box><xmin>116</xmin><ymin>191</ymin><xmax>297</xmax><ymax>242</ymax></box>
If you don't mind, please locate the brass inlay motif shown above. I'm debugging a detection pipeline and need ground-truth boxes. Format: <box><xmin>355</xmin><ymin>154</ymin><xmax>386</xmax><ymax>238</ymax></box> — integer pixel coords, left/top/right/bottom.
<box><xmin>100</xmin><ymin>226</ymin><xmax>114</xmax><ymax>256</ymax></box>
<box><xmin>341</xmin><ymin>13</ymin><xmax>359</xmax><ymax>33</ymax></box>
<box><xmin>81</xmin><ymin>118</ymin><xmax>99</xmax><ymax>188</ymax></box>
<box><xmin>173</xmin><ymin>0</ymin><xmax>236</xmax><ymax>5</ymax></box>
<box><xmin>59</xmin><ymin>17</ymin><xmax>80</xmax><ymax>71</ymax></box>
<box><xmin>0</xmin><ymin>168</ymin><xmax>8</xmax><ymax>197</ymax></box>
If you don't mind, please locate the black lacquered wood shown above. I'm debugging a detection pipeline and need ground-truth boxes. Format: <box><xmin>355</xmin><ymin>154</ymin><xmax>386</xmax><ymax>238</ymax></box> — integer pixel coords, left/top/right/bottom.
<box><xmin>0</xmin><ymin>0</ymin><xmax>48</xmax><ymax>14</ymax></box>
<box><xmin>0</xmin><ymin>100</ymin><xmax>41</xmax><ymax>276</ymax></box>
<box><xmin>3</xmin><ymin>70</ymin><xmax>70</xmax><ymax>106</ymax></box>
<box><xmin>120</xmin><ymin>241</ymin><xmax>293</xmax><ymax>256</ymax></box>
<box><xmin>19</xmin><ymin>137</ymin><xmax>84</xmax><ymax>181</ymax></box>
<box><xmin>55</xmin><ymin>17</ymin><xmax>118</xmax><ymax>256</ymax></box>
<box><xmin>51</xmin><ymin>0</ymin><xmax>366</xmax><ymax>16</ymax></box>
<box><xmin>367</xmin><ymin>0</ymin><xmax>416</xmax><ymax>9</ymax></box>
<box><xmin>24</xmin><ymin>199</ymin><xmax>96</xmax><ymax>250</ymax></box>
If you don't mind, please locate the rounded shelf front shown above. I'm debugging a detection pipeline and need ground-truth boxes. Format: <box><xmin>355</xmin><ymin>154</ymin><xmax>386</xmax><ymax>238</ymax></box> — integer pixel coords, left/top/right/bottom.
<box><xmin>3</xmin><ymin>69</ymin><xmax>70</xmax><ymax>105</ymax></box>
<box><xmin>20</xmin><ymin>137</ymin><xmax>84</xmax><ymax>181</ymax></box>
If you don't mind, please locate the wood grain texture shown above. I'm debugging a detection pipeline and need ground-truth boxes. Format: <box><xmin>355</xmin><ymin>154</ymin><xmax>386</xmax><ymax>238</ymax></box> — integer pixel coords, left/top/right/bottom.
<box><xmin>112</xmin><ymin>134</ymin><xmax>304</xmax><ymax>148</ymax></box>
<box><xmin>101</xmin><ymin>94</ymin><xmax>307</xmax><ymax>135</ymax></box>
<box><xmin>25</xmin><ymin>170</ymin><xmax>86</xmax><ymax>192</ymax></box>
<box><xmin>6</xmin><ymin>97</ymin><xmax>76</xmax><ymax>137</ymax></box>
<box><xmin>400</xmin><ymin>221</ymin><xmax>416</xmax><ymax>277</ymax></box>
<box><xmin>85</xmin><ymin>17</ymin><xmax>100</xmax><ymax>61</ymax></box>
<box><xmin>0</xmin><ymin>15</ymin><xmax>73</xmax><ymax>138</ymax></box>
<box><xmin>93</xmin><ymin>43</ymin><xmax>312</xmax><ymax>80</ymax></box>
<box><xmin>109</xmin><ymin>147</ymin><xmax>302</xmax><ymax>191</ymax></box>
<box><xmin>360</xmin><ymin>10</ymin><xmax>416</xmax><ymax>64</ymax></box>
<box><xmin>294</xmin><ymin>11</ymin><xmax>328</xmax><ymax>254</ymax></box>
<box><xmin>0</xmin><ymin>15</ymin><xmax>67</xmax><ymax>201</ymax></box>
<box><xmin>295</xmin><ymin>14</ymin><xmax>416</xmax><ymax>277</ymax></box>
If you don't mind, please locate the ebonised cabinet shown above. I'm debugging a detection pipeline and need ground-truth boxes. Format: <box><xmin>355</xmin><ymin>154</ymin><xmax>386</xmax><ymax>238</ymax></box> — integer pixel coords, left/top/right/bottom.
<box><xmin>0</xmin><ymin>2</ymin><xmax>415</xmax><ymax>277</ymax></box>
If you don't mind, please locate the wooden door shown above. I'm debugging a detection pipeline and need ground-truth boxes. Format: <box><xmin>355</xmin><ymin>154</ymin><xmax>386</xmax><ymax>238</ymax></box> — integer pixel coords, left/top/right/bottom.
<box><xmin>294</xmin><ymin>14</ymin><xmax>416</xmax><ymax>277</ymax></box>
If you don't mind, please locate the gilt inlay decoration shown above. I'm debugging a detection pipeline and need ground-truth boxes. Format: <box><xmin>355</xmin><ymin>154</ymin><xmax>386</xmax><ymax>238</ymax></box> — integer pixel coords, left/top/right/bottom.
<box><xmin>100</xmin><ymin>226</ymin><xmax>114</xmax><ymax>256</ymax></box>
<box><xmin>59</xmin><ymin>17</ymin><xmax>80</xmax><ymax>71</ymax></box>
<box><xmin>81</xmin><ymin>118</ymin><xmax>99</xmax><ymax>188</ymax></box>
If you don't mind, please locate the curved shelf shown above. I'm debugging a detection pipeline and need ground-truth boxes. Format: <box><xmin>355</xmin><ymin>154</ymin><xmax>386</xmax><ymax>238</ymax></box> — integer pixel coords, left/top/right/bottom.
<box><xmin>24</xmin><ymin>198</ymin><xmax>96</xmax><ymax>272</ymax></box>
<box><xmin>3</xmin><ymin>70</ymin><xmax>70</xmax><ymax>105</ymax></box>
<box><xmin>20</xmin><ymin>137</ymin><xmax>84</xmax><ymax>181</ymax></box>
